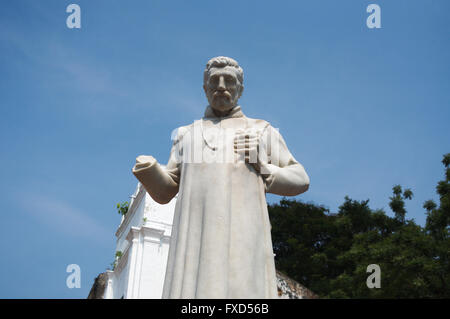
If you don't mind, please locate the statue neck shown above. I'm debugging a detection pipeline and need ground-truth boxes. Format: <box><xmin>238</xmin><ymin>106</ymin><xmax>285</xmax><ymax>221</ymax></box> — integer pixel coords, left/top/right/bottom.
<box><xmin>204</xmin><ymin>105</ymin><xmax>244</xmax><ymax>119</ymax></box>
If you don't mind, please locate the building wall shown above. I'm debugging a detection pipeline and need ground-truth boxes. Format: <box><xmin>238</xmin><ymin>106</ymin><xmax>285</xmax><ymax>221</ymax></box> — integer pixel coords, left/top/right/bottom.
<box><xmin>103</xmin><ymin>183</ymin><xmax>176</xmax><ymax>299</ymax></box>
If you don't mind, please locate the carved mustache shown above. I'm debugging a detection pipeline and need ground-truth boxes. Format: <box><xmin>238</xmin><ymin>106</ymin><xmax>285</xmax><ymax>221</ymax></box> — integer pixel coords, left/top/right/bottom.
<box><xmin>213</xmin><ymin>90</ymin><xmax>232</xmax><ymax>100</ymax></box>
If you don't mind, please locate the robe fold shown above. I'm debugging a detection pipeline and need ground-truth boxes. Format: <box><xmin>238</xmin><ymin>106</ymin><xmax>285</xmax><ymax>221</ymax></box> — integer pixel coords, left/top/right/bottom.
<box><xmin>132</xmin><ymin>105</ymin><xmax>309</xmax><ymax>298</ymax></box>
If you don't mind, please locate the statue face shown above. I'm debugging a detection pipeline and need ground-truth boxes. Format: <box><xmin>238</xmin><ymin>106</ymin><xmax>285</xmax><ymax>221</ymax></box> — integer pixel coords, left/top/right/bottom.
<box><xmin>204</xmin><ymin>66</ymin><xmax>242</xmax><ymax>115</ymax></box>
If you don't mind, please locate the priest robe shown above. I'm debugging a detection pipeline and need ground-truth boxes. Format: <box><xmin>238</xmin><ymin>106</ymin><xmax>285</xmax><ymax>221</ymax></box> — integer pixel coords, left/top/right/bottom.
<box><xmin>132</xmin><ymin>105</ymin><xmax>309</xmax><ymax>298</ymax></box>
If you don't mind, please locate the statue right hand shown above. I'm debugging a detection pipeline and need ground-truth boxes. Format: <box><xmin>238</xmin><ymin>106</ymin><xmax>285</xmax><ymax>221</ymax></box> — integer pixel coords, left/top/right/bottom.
<box><xmin>134</xmin><ymin>155</ymin><xmax>157</xmax><ymax>169</ymax></box>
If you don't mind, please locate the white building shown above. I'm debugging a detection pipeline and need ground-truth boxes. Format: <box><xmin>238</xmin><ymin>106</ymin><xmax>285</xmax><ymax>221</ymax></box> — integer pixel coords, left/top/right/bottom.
<box><xmin>103</xmin><ymin>182</ymin><xmax>175</xmax><ymax>299</ymax></box>
<box><xmin>92</xmin><ymin>183</ymin><xmax>316</xmax><ymax>299</ymax></box>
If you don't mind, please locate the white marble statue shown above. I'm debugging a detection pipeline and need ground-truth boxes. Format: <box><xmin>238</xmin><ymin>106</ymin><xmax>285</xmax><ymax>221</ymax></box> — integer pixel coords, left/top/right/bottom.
<box><xmin>132</xmin><ymin>56</ymin><xmax>310</xmax><ymax>298</ymax></box>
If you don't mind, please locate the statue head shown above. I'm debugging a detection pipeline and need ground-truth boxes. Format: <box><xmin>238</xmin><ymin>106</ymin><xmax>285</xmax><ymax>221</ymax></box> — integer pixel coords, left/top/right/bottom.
<box><xmin>203</xmin><ymin>56</ymin><xmax>244</xmax><ymax>116</ymax></box>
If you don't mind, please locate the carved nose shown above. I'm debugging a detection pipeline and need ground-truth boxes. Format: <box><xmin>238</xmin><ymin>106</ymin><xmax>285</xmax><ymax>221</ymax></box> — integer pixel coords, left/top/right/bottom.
<box><xmin>217</xmin><ymin>76</ymin><xmax>226</xmax><ymax>91</ymax></box>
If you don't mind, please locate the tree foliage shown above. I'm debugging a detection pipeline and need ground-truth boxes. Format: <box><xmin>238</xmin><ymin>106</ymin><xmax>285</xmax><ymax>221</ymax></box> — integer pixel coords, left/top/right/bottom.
<box><xmin>268</xmin><ymin>153</ymin><xmax>450</xmax><ymax>298</ymax></box>
<box><xmin>116</xmin><ymin>201</ymin><xmax>129</xmax><ymax>216</ymax></box>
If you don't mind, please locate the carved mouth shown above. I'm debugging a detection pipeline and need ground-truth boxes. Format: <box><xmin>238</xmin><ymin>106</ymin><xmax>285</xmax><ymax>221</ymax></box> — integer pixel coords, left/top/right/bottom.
<box><xmin>213</xmin><ymin>91</ymin><xmax>231</xmax><ymax>100</ymax></box>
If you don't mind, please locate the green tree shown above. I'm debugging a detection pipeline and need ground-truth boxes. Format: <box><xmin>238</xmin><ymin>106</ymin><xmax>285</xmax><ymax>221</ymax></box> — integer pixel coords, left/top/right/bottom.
<box><xmin>389</xmin><ymin>185</ymin><xmax>413</xmax><ymax>224</ymax></box>
<box><xmin>424</xmin><ymin>154</ymin><xmax>450</xmax><ymax>240</ymax></box>
<box><xmin>116</xmin><ymin>201</ymin><xmax>129</xmax><ymax>216</ymax></box>
<box><xmin>268</xmin><ymin>153</ymin><xmax>450</xmax><ymax>298</ymax></box>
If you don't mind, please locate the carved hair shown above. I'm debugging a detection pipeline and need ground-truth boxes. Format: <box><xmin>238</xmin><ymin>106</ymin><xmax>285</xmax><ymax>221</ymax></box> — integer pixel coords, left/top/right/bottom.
<box><xmin>203</xmin><ymin>56</ymin><xmax>244</xmax><ymax>87</ymax></box>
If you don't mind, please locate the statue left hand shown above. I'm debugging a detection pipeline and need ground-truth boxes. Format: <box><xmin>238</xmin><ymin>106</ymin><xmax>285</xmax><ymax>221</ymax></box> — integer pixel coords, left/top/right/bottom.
<box><xmin>233</xmin><ymin>129</ymin><xmax>268</xmax><ymax>173</ymax></box>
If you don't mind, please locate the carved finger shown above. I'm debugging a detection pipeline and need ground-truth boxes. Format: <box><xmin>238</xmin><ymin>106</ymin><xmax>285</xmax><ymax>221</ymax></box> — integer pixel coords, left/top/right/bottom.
<box><xmin>234</xmin><ymin>142</ymin><xmax>258</xmax><ymax>150</ymax></box>
<box><xmin>234</xmin><ymin>145</ymin><xmax>258</xmax><ymax>153</ymax></box>
<box><xmin>234</xmin><ymin>138</ymin><xmax>258</xmax><ymax>145</ymax></box>
<box><xmin>234</xmin><ymin>134</ymin><xmax>258</xmax><ymax>142</ymax></box>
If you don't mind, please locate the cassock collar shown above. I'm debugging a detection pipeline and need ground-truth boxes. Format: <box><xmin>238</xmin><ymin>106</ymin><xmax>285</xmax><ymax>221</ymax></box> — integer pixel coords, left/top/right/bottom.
<box><xmin>203</xmin><ymin>105</ymin><xmax>245</xmax><ymax>119</ymax></box>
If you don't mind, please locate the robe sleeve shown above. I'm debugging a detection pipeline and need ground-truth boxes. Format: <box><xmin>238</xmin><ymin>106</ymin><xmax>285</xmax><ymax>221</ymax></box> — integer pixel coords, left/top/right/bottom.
<box><xmin>259</xmin><ymin>126</ymin><xmax>310</xmax><ymax>196</ymax></box>
<box><xmin>131</xmin><ymin>134</ymin><xmax>181</xmax><ymax>204</ymax></box>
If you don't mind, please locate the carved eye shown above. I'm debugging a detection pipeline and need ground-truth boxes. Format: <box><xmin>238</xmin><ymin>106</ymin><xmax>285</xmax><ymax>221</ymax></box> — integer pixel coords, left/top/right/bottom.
<box><xmin>209</xmin><ymin>77</ymin><xmax>218</xmax><ymax>85</ymax></box>
<box><xmin>225</xmin><ymin>75</ymin><xmax>235</xmax><ymax>83</ymax></box>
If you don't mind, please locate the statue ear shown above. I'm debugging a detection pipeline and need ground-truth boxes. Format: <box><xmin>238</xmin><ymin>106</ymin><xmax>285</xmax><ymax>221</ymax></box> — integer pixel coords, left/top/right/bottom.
<box><xmin>238</xmin><ymin>85</ymin><xmax>244</xmax><ymax>98</ymax></box>
<box><xmin>203</xmin><ymin>84</ymin><xmax>207</xmax><ymax>94</ymax></box>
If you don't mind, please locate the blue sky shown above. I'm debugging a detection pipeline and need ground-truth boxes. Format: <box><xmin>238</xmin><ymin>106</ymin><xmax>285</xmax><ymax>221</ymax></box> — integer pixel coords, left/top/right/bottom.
<box><xmin>0</xmin><ymin>0</ymin><xmax>448</xmax><ymax>298</ymax></box>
